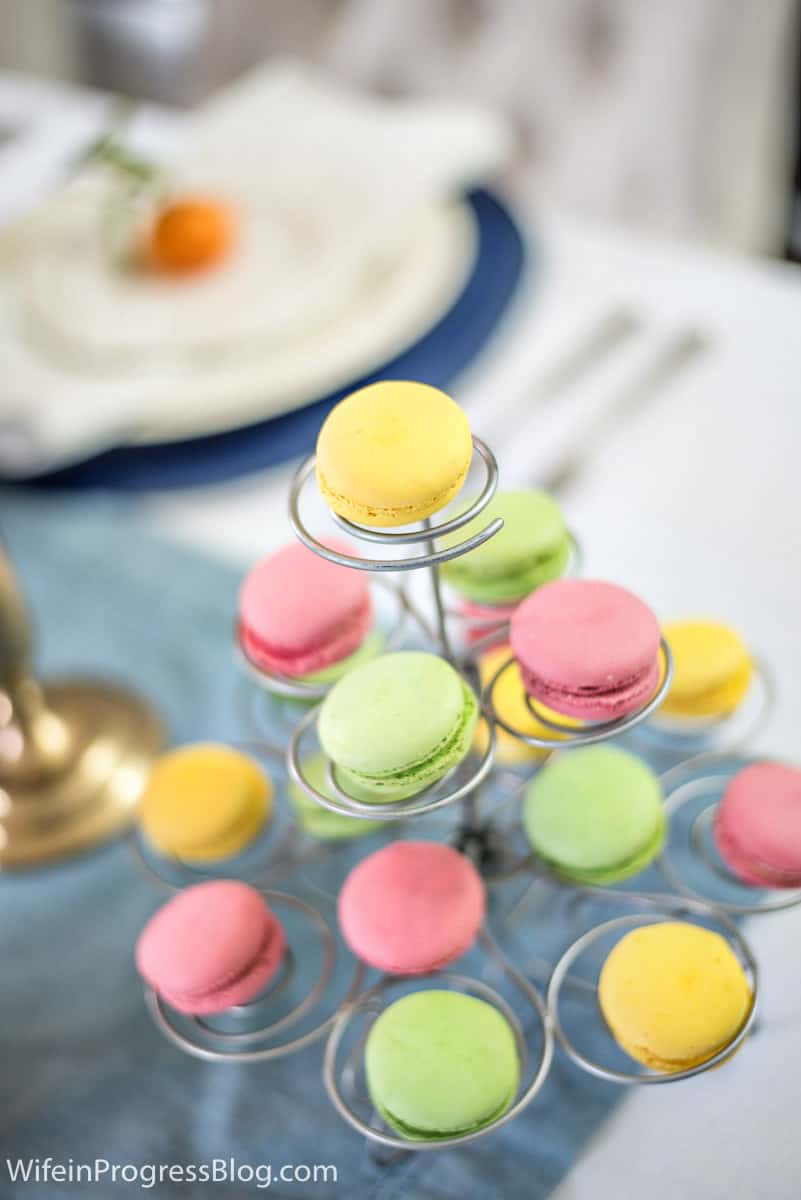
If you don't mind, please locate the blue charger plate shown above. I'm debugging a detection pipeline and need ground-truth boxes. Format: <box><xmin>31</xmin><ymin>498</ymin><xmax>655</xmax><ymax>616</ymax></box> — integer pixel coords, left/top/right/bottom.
<box><xmin>21</xmin><ymin>189</ymin><xmax>527</xmax><ymax>491</ymax></box>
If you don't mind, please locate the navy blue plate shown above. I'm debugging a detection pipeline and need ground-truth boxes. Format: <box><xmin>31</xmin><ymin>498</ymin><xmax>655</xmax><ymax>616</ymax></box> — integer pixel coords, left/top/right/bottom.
<box><xmin>21</xmin><ymin>189</ymin><xmax>528</xmax><ymax>491</ymax></box>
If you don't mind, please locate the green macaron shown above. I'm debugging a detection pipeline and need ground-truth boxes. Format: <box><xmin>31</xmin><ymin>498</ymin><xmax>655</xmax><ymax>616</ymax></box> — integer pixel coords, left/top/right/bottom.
<box><xmin>441</xmin><ymin>489</ymin><xmax>570</xmax><ymax>603</ymax></box>
<box><xmin>365</xmin><ymin>990</ymin><xmax>520</xmax><ymax>1141</ymax></box>
<box><xmin>523</xmin><ymin>746</ymin><xmax>666</xmax><ymax>885</ymax></box>
<box><xmin>289</xmin><ymin>753</ymin><xmax>386</xmax><ymax>840</ymax></box>
<box><xmin>318</xmin><ymin>651</ymin><xmax>478</xmax><ymax>804</ymax></box>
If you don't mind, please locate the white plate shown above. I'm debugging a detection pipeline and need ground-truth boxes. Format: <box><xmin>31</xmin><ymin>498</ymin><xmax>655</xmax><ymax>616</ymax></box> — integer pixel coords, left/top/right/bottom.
<box><xmin>0</xmin><ymin>201</ymin><xmax>475</xmax><ymax>473</ymax></box>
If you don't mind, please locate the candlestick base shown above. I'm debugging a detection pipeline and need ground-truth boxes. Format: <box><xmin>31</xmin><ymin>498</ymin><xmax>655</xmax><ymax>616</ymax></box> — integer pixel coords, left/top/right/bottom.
<box><xmin>0</xmin><ymin>679</ymin><xmax>164</xmax><ymax>869</ymax></box>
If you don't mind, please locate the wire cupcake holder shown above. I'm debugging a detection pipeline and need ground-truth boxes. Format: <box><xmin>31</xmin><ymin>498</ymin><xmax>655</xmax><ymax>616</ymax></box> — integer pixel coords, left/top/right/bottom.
<box><xmin>546</xmin><ymin>891</ymin><xmax>759</xmax><ymax>1085</ymax></box>
<box><xmin>482</xmin><ymin>638</ymin><xmax>674</xmax><ymax>752</ymax></box>
<box><xmin>630</xmin><ymin>656</ymin><xmax>776</xmax><ymax>760</ymax></box>
<box><xmin>143</xmin><ymin>889</ymin><xmax>367</xmax><ymax>1064</ymax></box>
<box><xmin>657</xmin><ymin>752</ymin><xmax>801</xmax><ymax>916</ymax></box>
<box><xmin>322</xmin><ymin>926</ymin><xmax>553</xmax><ymax>1153</ymax></box>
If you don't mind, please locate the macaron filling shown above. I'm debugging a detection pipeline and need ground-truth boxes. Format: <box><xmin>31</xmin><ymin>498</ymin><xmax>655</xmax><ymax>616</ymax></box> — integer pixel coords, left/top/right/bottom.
<box><xmin>317</xmin><ymin>469</ymin><xmax>469</xmax><ymax>529</ymax></box>
<box><xmin>520</xmin><ymin>658</ymin><xmax>660</xmax><ymax>719</ymax></box>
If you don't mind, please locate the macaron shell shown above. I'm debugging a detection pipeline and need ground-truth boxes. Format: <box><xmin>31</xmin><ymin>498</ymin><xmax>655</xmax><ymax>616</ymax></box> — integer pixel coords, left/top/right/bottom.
<box><xmin>239</xmin><ymin>540</ymin><xmax>372</xmax><ymax>677</ymax></box>
<box><xmin>338</xmin><ymin>841</ymin><xmax>485</xmax><ymax>973</ymax></box>
<box><xmin>441</xmin><ymin>489</ymin><xmax>570</xmax><ymax>603</ymax></box>
<box><xmin>140</xmin><ymin>744</ymin><xmax>271</xmax><ymax>863</ymax></box>
<box><xmin>136</xmin><ymin>881</ymin><xmax>286</xmax><ymax>1014</ymax></box>
<box><xmin>365</xmin><ymin>991</ymin><xmax>519</xmax><ymax>1139</ymax></box>
<box><xmin>511</xmin><ymin>579</ymin><xmax>661</xmax><ymax>720</ymax></box>
<box><xmin>523</xmin><ymin>745</ymin><xmax>664</xmax><ymax>877</ymax></box>
<box><xmin>315</xmin><ymin>381</ymin><xmax>473</xmax><ymax>527</ymax></box>
<box><xmin>598</xmin><ymin>922</ymin><xmax>751</xmax><ymax>1072</ymax></box>
<box><xmin>662</xmin><ymin>619</ymin><xmax>753</xmax><ymax>718</ymax></box>
<box><xmin>714</xmin><ymin>762</ymin><xmax>801</xmax><ymax>887</ymax></box>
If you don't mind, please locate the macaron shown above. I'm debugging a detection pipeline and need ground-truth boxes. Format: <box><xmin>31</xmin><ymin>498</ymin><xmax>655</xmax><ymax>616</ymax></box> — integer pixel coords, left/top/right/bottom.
<box><xmin>441</xmin><ymin>489</ymin><xmax>570</xmax><ymax>603</ymax></box>
<box><xmin>140</xmin><ymin>744</ymin><xmax>271</xmax><ymax>863</ymax></box>
<box><xmin>523</xmin><ymin>746</ymin><xmax>665</xmax><ymax>884</ymax></box>
<box><xmin>238</xmin><ymin>540</ymin><xmax>375</xmax><ymax>680</ymax></box>
<box><xmin>661</xmin><ymin>619</ymin><xmax>753</xmax><ymax>719</ymax></box>
<box><xmin>510</xmin><ymin>579</ymin><xmax>662</xmax><ymax>720</ymax></box>
<box><xmin>338</xmin><ymin>841</ymin><xmax>485</xmax><ymax>973</ymax></box>
<box><xmin>476</xmin><ymin>646</ymin><xmax>578</xmax><ymax>765</ymax></box>
<box><xmin>289</xmin><ymin>753</ymin><xmax>386</xmax><ymax>840</ymax></box>
<box><xmin>598</xmin><ymin>921</ymin><xmax>751</xmax><ymax>1073</ymax></box>
<box><xmin>315</xmin><ymin>381</ymin><xmax>473</xmax><ymax>528</ymax></box>
<box><xmin>714</xmin><ymin>762</ymin><xmax>801</xmax><ymax>888</ymax></box>
<box><xmin>318</xmin><ymin>651</ymin><xmax>478</xmax><ymax>804</ymax></box>
<box><xmin>365</xmin><ymin>990</ymin><xmax>520</xmax><ymax>1140</ymax></box>
<box><xmin>460</xmin><ymin>599</ymin><xmax>517</xmax><ymax>648</ymax></box>
<box><xmin>136</xmin><ymin>880</ymin><xmax>286</xmax><ymax>1015</ymax></box>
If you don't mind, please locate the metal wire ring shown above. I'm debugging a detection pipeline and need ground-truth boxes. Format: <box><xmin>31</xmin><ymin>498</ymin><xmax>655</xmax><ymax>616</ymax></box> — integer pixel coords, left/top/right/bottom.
<box><xmin>547</xmin><ymin>895</ymin><xmax>759</xmax><ymax>1085</ymax></box>
<box><xmin>482</xmin><ymin>638</ymin><xmax>673</xmax><ymax>749</ymax></box>
<box><xmin>288</xmin><ymin>439</ymin><xmax>503</xmax><ymax>571</ymax></box>
<box><xmin>287</xmin><ymin>701</ymin><xmax>497</xmax><ymax>822</ymax></box>
<box><xmin>143</xmin><ymin>890</ymin><xmax>366</xmax><ymax>1063</ymax></box>
<box><xmin>322</xmin><ymin>927</ymin><xmax>553</xmax><ymax>1150</ymax></box>
<box><xmin>658</xmin><ymin>764</ymin><xmax>801</xmax><ymax>915</ymax></box>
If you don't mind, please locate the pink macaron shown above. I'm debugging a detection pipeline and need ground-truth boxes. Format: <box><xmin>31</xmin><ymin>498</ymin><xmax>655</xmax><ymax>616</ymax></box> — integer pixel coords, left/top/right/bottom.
<box><xmin>510</xmin><ymin>578</ymin><xmax>661</xmax><ymax>721</ymax></box>
<box><xmin>338</xmin><ymin>840</ymin><xmax>485</xmax><ymax>975</ymax></box>
<box><xmin>460</xmin><ymin>599</ymin><xmax>516</xmax><ymax>648</ymax></box>
<box><xmin>238</xmin><ymin>540</ymin><xmax>372</xmax><ymax>677</ymax></box>
<box><xmin>714</xmin><ymin>762</ymin><xmax>801</xmax><ymax>888</ymax></box>
<box><xmin>136</xmin><ymin>880</ymin><xmax>286</xmax><ymax>1014</ymax></box>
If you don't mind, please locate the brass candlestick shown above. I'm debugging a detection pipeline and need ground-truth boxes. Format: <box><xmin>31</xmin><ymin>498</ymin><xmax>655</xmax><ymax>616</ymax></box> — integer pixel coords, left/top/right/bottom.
<box><xmin>0</xmin><ymin>540</ymin><xmax>164</xmax><ymax>869</ymax></box>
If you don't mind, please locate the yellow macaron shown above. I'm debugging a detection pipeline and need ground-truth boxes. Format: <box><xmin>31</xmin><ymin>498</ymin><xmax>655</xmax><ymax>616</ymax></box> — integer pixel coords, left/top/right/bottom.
<box><xmin>476</xmin><ymin>646</ymin><xmax>579</xmax><ymax>765</ymax></box>
<box><xmin>140</xmin><ymin>743</ymin><xmax>272</xmax><ymax>863</ymax></box>
<box><xmin>598</xmin><ymin>921</ymin><xmax>751</xmax><ymax>1073</ymax></box>
<box><xmin>315</xmin><ymin>381</ymin><xmax>473</xmax><ymax>528</ymax></box>
<box><xmin>661</xmin><ymin>619</ymin><xmax>753</xmax><ymax>719</ymax></box>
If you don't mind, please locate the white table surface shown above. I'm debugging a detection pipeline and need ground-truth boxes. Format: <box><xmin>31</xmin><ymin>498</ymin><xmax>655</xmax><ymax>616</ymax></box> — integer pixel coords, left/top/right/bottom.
<box><xmin>4</xmin><ymin>72</ymin><xmax>801</xmax><ymax>1199</ymax></box>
